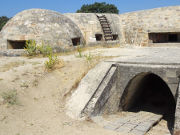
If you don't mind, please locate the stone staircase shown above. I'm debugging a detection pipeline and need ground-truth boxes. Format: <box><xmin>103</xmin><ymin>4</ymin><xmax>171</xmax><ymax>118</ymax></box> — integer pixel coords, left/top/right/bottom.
<box><xmin>96</xmin><ymin>14</ymin><xmax>113</xmax><ymax>41</ymax></box>
<box><xmin>92</xmin><ymin>111</ymin><xmax>171</xmax><ymax>135</ymax></box>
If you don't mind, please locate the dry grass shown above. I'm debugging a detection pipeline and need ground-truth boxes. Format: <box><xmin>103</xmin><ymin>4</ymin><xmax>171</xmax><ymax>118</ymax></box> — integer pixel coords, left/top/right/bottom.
<box><xmin>63</xmin><ymin>71</ymin><xmax>87</xmax><ymax>100</ymax></box>
<box><xmin>1</xmin><ymin>89</ymin><xmax>18</xmax><ymax>105</ymax></box>
<box><xmin>0</xmin><ymin>61</ymin><xmax>25</xmax><ymax>72</ymax></box>
<box><xmin>63</xmin><ymin>55</ymin><xmax>116</xmax><ymax>99</ymax></box>
<box><xmin>54</xmin><ymin>58</ymin><xmax>65</xmax><ymax>69</ymax></box>
<box><xmin>44</xmin><ymin>56</ymin><xmax>65</xmax><ymax>72</ymax></box>
<box><xmin>57</xmin><ymin>44</ymin><xmax>121</xmax><ymax>56</ymax></box>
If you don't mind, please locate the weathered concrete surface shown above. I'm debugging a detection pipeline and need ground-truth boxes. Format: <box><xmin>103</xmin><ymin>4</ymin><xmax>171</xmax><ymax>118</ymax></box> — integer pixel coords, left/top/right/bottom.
<box><xmin>174</xmin><ymin>82</ymin><xmax>180</xmax><ymax>135</ymax></box>
<box><xmin>120</xmin><ymin>6</ymin><xmax>180</xmax><ymax>46</ymax></box>
<box><xmin>66</xmin><ymin>46</ymin><xmax>180</xmax><ymax>134</ymax></box>
<box><xmin>66</xmin><ymin>61</ymin><xmax>114</xmax><ymax>119</ymax></box>
<box><xmin>0</xmin><ymin>9</ymin><xmax>84</xmax><ymax>52</ymax></box>
<box><xmin>92</xmin><ymin>112</ymin><xmax>164</xmax><ymax>135</ymax></box>
<box><xmin>65</xmin><ymin>13</ymin><xmax>122</xmax><ymax>45</ymax></box>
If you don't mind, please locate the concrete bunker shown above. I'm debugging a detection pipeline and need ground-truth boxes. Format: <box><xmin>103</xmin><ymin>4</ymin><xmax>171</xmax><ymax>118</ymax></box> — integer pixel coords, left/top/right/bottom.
<box><xmin>149</xmin><ymin>33</ymin><xmax>180</xmax><ymax>43</ymax></box>
<box><xmin>120</xmin><ymin>72</ymin><xmax>176</xmax><ymax>131</ymax></box>
<box><xmin>7</xmin><ymin>40</ymin><xmax>26</xmax><ymax>49</ymax></box>
<box><xmin>0</xmin><ymin>9</ymin><xmax>84</xmax><ymax>53</ymax></box>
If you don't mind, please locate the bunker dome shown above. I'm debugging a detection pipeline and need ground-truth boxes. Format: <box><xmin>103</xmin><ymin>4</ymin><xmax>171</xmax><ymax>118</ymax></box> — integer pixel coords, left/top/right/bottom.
<box><xmin>0</xmin><ymin>9</ymin><xmax>84</xmax><ymax>52</ymax></box>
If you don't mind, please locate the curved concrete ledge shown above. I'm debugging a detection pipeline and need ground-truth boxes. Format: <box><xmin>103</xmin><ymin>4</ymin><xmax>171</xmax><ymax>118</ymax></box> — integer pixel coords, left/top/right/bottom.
<box><xmin>66</xmin><ymin>61</ymin><xmax>115</xmax><ymax>119</ymax></box>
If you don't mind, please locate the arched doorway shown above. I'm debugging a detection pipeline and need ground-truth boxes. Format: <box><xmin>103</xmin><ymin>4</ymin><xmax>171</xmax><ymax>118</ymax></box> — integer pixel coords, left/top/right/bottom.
<box><xmin>120</xmin><ymin>72</ymin><xmax>176</xmax><ymax>132</ymax></box>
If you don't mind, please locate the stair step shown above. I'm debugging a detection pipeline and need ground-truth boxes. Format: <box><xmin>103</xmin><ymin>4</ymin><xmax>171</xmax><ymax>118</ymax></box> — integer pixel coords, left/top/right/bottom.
<box><xmin>104</xmin><ymin>31</ymin><xmax>112</xmax><ymax>34</ymax></box>
<box><xmin>104</xmin><ymin>35</ymin><xmax>113</xmax><ymax>37</ymax></box>
<box><xmin>105</xmin><ymin>39</ymin><xmax>113</xmax><ymax>41</ymax></box>
<box><xmin>102</xmin><ymin>26</ymin><xmax>110</xmax><ymax>28</ymax></box>
<box><xmin>101</xmin><ymin>24</ymin><xmax>110</xmax><ymax>27</ymax></box>
<box><xmin>100</xmin><ymin>21</ymin><xmax>109</xmax><ymax>24</ymax></box>
<box><xmin>104</xmin><ymin>33</ymin><xmax>112</xmax><ymax>37</ymax></box>
<box><xmin>100</xmin><ymin>23</ymin><xmax>110</xmax><ymax>26</ymax></box>
<box><xmin>103</xmin><ymin>29</ymin><xmax>111</xmax><ymax>31</ymax></box>
<box><xmin>99</xmin><ymin>19</ymin><xmax>107</xmax><ymax>21</ymax></box>
<box><xmin>102</xmin><ymin>28</ymin><xmax>111</xmax><ymax>30</ymax></box>
<box><xmin>97</xmin><ymin>15</ymin><xmax>105</xmax><ymax>18</ymax></box>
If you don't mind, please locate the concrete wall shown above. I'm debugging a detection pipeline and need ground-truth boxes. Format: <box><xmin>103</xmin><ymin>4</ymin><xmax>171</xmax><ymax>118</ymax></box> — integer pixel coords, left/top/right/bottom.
<box><xmin>66</xmin><ymin>61</ymin><xmax>180</xmax><ymax>133</ymax></box>
<box><xmin>64</xmin><ymin>13</ymin><xmax>122</xmax><ymax>45</ymax></box>
<box><xmin>175</xmin><ymin>83</ymin><xmax>180</xmax><ymax>134</ymax></box>
<box><xmin>120</xmin><ymin>6</ymin><xmax>180</xmax><ymax>46</ymax></box>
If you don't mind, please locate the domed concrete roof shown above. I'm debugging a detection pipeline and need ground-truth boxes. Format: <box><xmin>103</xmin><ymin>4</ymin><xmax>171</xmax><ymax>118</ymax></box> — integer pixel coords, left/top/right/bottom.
<box><xmin>0</xmin><ymin>9</ymin><xmax>84</xmax><ymax>51</ymax></box>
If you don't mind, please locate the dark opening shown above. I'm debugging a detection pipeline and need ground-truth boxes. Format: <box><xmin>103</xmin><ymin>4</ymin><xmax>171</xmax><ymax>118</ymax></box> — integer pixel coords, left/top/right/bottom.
<box><xmin>113</xmin><ymin>34</ymin><xmax>119</xmax><ymax>40</ymax></box>
<box><xmin>7</xmin><ymin>40</ymin><xmax>26</xmax><ymax>49</ymax></box>
<box><xmin>149</xmin><ymin>33</ymin><xmax>180</xmax><ymax>43</ymax></box>
<box><xmin>169</xmin><ymin>34</ymin><xmax>178</xmax><ymax>42</ymax></box>
<box><xmin>121</xmin><ymin>73</ymin><xmax>176</xmax><ymax>132</ymax></box>
<box><xmin>95</xmin><ymin>34</ymin><xmax>103</xmax><ymax>41</ymax></box>
<box><xmin>72</xmin><ymin>38</ymin><xmax>80</xmax><ymax>46</ymax></box>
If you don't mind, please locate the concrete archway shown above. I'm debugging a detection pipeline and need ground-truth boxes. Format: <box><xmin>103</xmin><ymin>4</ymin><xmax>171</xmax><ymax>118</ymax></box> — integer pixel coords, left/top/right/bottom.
<box><xmin>120</xmin><ymin>72</ymin><xmax>176</xmax><ymax>131</ymax></box>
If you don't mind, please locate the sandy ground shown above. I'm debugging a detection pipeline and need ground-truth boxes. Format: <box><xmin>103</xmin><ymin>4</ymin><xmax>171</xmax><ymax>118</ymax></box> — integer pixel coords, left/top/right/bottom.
<box><xmin>0</xmin><ymin>46</ymin><xmax>173</xmax><ymax>135</ymax></box>
<box><xmin>0</xmin><ymin>48</ymin><xmax>124</xmax><ymax>135</ymax></box>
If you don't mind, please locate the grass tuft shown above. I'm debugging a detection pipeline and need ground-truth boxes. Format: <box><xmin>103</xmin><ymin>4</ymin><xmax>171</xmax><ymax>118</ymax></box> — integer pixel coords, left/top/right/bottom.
<box><xmin>1</xmin><ymin>90</ymin><xmax>18</xmax><ymax>105</ymax></box>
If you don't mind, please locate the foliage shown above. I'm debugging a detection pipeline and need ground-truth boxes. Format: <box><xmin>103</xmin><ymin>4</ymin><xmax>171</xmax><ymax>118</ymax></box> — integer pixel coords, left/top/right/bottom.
<box><xmin>1</xmin><ymin>90</ymin><xmax>18</xmax><ymax>105</ymax></box>
<box><xmin>24</xmin><ymin>40</ymin><xmax>54</xmax><ymax>57</ymax></box>
<box><xmin>37</xmin><ymin>42</ymin><xmax>53</xmax><ymax>57</ymax></box>
<box><xmin>84</xmin><ymin>53</ymin><xmax>93</xmax><ymax>62</ymax></box>
<box><xmin>25</xmin><ymin>40</ymin><xmax>37</xmax><ymax>56</ymax></box>
<box><xmin>77</xmin><ymin>46</ymin><xmax>83</xmax><ymax>57</ymax></box>
<box><xmin>44</xmin><ymin>54</ymin><xmax>58</xmax><ymax>70</ymax></box>
<box><xmin>0</xmin><ymin>16</ymin><xmax>9</xmax><ymax>31</ymax></box>
<box><xmin>76</xmin><ymin>2</ymin><xmax>119</xmax><ymax>14</ymax></box>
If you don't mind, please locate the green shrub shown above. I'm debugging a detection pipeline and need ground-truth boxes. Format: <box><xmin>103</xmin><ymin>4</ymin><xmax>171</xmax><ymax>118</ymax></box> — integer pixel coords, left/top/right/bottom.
<box><xmin>1</xmin><ymin>90</ymin><xmax>18</xmax><ymax>105</ymax></box>
<box><xmin>84</xmin><ymin>53</ymin><xmax>93</xmax><ymax>62</ymax></box>
<box><xmin>37</xmin><ymin>42</ymin><xmax>53</xmax><ymax>57</ymax></box>
<box><xmin>24</xmin><ymin>40</ymin><xmax>37</xmax><ymax>56</ymax></box>
<box><xmin>44</xmin><ymin>54</ymin><xmax>58</xmax><ymax>70</ymax></box>
<box><xmin>77</xmin><ymin>46</ymin><xmax>83</xmax><ymax>58</ymax></box>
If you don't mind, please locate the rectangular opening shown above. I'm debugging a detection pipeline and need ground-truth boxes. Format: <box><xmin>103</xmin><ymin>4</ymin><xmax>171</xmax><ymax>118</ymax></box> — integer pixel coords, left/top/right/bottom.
<box><xmin>113</xmin><ymin>34</ymin><xmax>119</xmax><ymax>40</ymax></box>
<box><xmin>148</xmin><ymin>33</ymin><xmax>180</xmax><ymax>43</ymax></box>
<box><xmin>72</xmin><ymin>38</ymin><xmax>80</xmax><ymax>46</ymax></box>
<box><xmin>7</xmin><ymin>40</ymin><xmax>26</xmax><ymax>49</ymax></box>
<box><xmin>95</xmin><ymin>34</ymin><xmax>103</xmax><ymax>41</ymax></box>
<box><xmin>169</xmin><ymin>34</ymin><xmax>178</xmax><ymax>42</ymax></box>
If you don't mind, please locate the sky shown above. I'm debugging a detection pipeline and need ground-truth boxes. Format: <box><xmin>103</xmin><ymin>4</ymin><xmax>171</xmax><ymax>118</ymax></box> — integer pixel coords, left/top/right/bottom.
<box><xmin>0</xmin><ymin>0</ymin><xmax>180</xmax><ymax>17</ymax></box>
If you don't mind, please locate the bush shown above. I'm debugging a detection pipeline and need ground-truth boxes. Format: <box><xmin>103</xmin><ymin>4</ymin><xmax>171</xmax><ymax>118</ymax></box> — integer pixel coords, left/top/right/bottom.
<box><xmin>37</xmin><ymin>42</ymin><xmax>53</xmax><ymax>57</ymax></box>
<box><xmin>1</xmin><ymin>90</ymin><xmax>18</xmax><ymax>105</ymax></box>
<box><xmin>0</xmin><ymin>16</ymin><xmax>9</xmax><ymax>31</ymax></box>
<box><xmin>25</xmin><ymin>40</ymin><xmax>37</xmax><ymax>56</ymax></box>
<box><xmin>24</xmin><ymin>40</ymin><xmax>53</xmax><ymax>57</ymax></box>
<box><xmin>44</xmin><ymin>54</ymin><xmax>58</xmax><ymax>70</ymax></box>
<box><xmin>84</xmin><ymin>53</ymin><xmax>93</xmax><ymax>62</ymax></box>
<box><xmin>77</xmin><ymin>46</ymin><xmax>83</xmax><ymax>58</ymax></box>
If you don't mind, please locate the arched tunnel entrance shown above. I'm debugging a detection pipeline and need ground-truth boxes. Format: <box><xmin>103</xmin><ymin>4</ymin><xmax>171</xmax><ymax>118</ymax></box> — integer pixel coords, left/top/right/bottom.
<box><xmin>120</xmin><ymin>73</ymin><xmax>176</xmax><ymax>132</ymax></box>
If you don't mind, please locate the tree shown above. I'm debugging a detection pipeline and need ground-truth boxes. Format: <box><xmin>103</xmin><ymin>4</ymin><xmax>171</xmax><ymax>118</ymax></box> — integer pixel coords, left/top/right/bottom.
<box><xmin>76</xmin><ymin>2</ymin><xmax>119</xmax><ymax>14</ymax></box>
<box><xmin>0</xmin><ymin>16</ymin><xmax>9</xmax><ymax>31</ymax></box>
